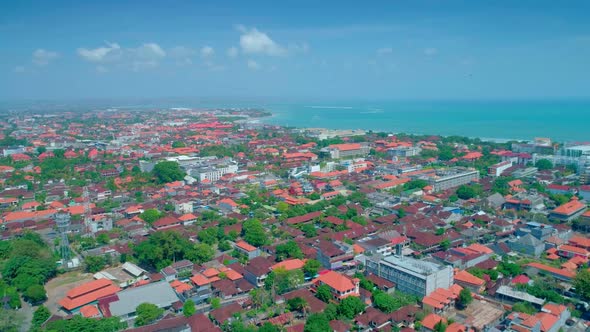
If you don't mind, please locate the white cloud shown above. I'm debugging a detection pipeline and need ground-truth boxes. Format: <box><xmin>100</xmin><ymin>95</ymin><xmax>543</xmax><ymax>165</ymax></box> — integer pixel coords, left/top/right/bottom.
<box><xmin>200</xmin><ymin>46</ymin><xmax>214</xmax><ymax>58</ymax></box>
<box><xmin>77</xmin><ymin>43</ymin><xmax>121</xmax><ymax>62</ymax></box>
<box><xmin>32</xmin><ymin>49</ymin><xmax>59</xmax><ymax>66</ymax></box>
<box><xmin>424</xmin><ymin>47</ymin><xmax>438</xmax><ymax>56</ymax></box>
<box><xmin>135</xmin><ymin>43</ymin><xmax>166</xmax><ymax>59</ymax></box>
<box><xmin>247</xmin><ymin>59</ymin><xmax>260</xmax><ymax>70</ymax></box>
<box><xmin>227</xmin><ymin>46</ymin><xmax>239</xmax><ymax>58</ymax></box>
<box><xmin>238</xmin><ymin>26</ymin><xmax>286</xmax><ymax>56</ymax></box>
<box><xmin>377</xmin><ymin>47</ymin><xmax>393</xmax><ymax>56</ymax></box>
<box><xmin>77</xmin><ymin>42</ymin><xmax>167</xmax><ymax>71</ymax></box>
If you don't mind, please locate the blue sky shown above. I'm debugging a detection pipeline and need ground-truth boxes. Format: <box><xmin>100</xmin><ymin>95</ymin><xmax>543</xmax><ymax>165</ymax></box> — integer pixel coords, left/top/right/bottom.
<box><xmin>1</xmin><ymin>0</ymin><xmax>590</xmax><ymax>100</ymax></box>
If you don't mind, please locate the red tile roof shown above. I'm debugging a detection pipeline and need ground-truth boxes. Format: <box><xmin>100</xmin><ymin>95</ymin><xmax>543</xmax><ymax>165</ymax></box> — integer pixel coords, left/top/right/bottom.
<box><xmin>236</xmin><ymin>240</ymin><xmax>257</xmax><ymax>252</ymax></box>
<box><xmin>313</xmin><ymin>270</ymin><xmax>359</xmax><ymax>295</ymax></box>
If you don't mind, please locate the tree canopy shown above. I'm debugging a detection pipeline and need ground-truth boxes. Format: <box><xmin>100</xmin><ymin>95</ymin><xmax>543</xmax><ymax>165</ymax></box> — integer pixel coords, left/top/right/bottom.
<box><xmin>152</xmin><ymin>161</ymin><xmax>185</xmax><ymax>184</ymax></box>
<box><xmin>275</xmin><ymin>240</ymin><xmax>303</xmax><ymax>261</ymax></box>
<box><xmin>242</xmin><ymin>219</ymin><xmax>267</xmax><ymax>247</ymax></box>
<box><xmin>133</xmin><ymin>230</ymin><xmax>213</xmax><ymax>270</ymax></box>
<box><xmin>535</xmin><ymin>159</ymin><xmax>553</xmax><ymax>170</ymax></box>
<box><xmin>304</xmin><ymin>313</ymin><xmax>331</xmax><ymax>332</ymax></box>
<box><xmin>135</xmin><ymin>303</ymin><xmax>164</xmax><ymax>327</ymax></box>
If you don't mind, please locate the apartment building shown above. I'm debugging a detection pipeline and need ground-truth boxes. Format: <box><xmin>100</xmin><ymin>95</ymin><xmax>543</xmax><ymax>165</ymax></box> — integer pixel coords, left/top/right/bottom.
<box><xmin>365</xmin><ymin>255</ymin><xmax>453</xmax><ymax>297</ymax></box>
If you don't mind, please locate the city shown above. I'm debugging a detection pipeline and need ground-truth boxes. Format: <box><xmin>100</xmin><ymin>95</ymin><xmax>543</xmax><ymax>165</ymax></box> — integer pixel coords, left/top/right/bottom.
<box><xmin>0</xmin><ymin>107</ymin><xmax>589</xmax><ymax>332</ymax></box>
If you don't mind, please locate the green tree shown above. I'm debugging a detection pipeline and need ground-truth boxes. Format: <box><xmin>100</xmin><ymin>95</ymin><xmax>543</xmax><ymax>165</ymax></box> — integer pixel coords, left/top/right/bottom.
<box><xmin>315</xmin><ymin>284</ymin><xmax>332</xmax><ymax>303</ymax></box>
<box><xmin>84</xmin><ymin>255</ymin><xmax>106</xmax><ymax>273</ymax></box>
<box><xmin>183</xmin><ymin>299</ymin><xmax>196</xmax><ymax>317</ymax></box>
<box><xmin>404</xmin><ymin>179</ymin><xmax>429</xmax><ymax>190</ymax></box>
<box><xmin>456</xmin><ymin>185</ymin><xmax>478</xmax><ymax>200</ymax></box>
<box><xmin>210</xmin><ymin>297</ymin><xmax>221</xmax><ymax>309</ymax></box>
<box><xmin>434</xmin><ymin>320</ymin><xmax>447</xmax><ymax>332</ymax></box>
<box><xmin>32</xmin><ymin>305</ymin><xmax>51</xmax><ymax>327</ymax></box>
<box><xmin>535</xmin><ymin>159</ymin><xmax>553</xmax><ymax>170</ymax></box>
<box><xmin>287</xmin><ymin>297</ymin><xmax>308</xmax><ymax>312</ymax></box>
<box><xmin>189</xmin><ymin>243</ymin><xmax>215</xmax><ymax>264</ymax></box>
<box><xmin>337</xmin><ymin>296</ymin><xmax>365</xmax><ymax>319</ymax></box>
<box><xmin>304</xmin><ymin>313</ymin><xmax>331</xmax><ymax>332</ymax></box>
<box><xmin>512</xmin><ymin>302</ymin><xmax>537</xmax><ymax>314</ymax></box>
<box><xmin>0</xmin><ymin>308</ymin><xmax>24</xmax><ymax>332</ymax></box>
<box><xmin>135</xmin><ymin>302</ymin><xmax>164</xmax><ymax>327</ymax></box>
<box><xmin>258</xmin><ymin>322</ymin><xmax>281</xmax><ymax>332</ymax></box>
<box><xmin>275</xmin><ymin>240</ymin><xmax>303</xmax><ymax>261</ymax></box>
<box><xmin>457</xmin><ymin>288</ymin><xmax>473</xmax><ymax>309</ymax></box>
<box><xmin>440</xmin><ymin>238</ymin><xmax>451</xmax><ymax>250</ymax></box>
<box><xmin>96</xmin><ymin>233</ymin><xmax>110</xmax><ymax>245</ymax></box>
<box><xmin>324</xmin><ymin>303</ymin><xmax>338</xmax><ymax>320</ymax></box>
<box><xmin>44</xmin><ymin>315</ymin><xmax>126</xmax><ymax>331</ymax></box>
<box><xmin>573</xmin><ymin>269</ymin><xmax>590</xmax><ymax>300</ymax></box>
<box><xmin>300</xmin><ymin>223</ymin><xmax>317</xmax><ymax>238</ymax></box>
<box><xmin>303</xmin><ymin>259</ymin><xmax>321</xmax><ymax>277</ymax></box>
<box><xmin>23</xmin><ymin>284</ymin><xmax>47</xmax><ymax>303</ymax></box>
<box><xmin>152</xmin><ymin>161</ymin><xmax>185</xmax><ymax>184</ymax></box>
<box><xmin>242</xmin><ymin>219</ymin><xmax>267</xmax><ymax>246</ymax></box>
<box><xmin>139</xmin><ymin>209</ymin><xmax>162</xmax><ymax>224</ymax></box>
<box><xmin>171</xmin><ymin>141</ymin><xmax>186</xmax><ymax>148</ymax></box>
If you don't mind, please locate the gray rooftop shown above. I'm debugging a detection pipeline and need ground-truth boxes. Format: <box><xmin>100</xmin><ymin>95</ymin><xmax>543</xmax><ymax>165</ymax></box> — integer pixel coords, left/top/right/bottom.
<box><xmin>108</xmin><ymin>281</ymin><xmax>178</xmax><ymax>317</ymax></box>
<box><xmin>382</xmin><ymin>255</ymin><xmax>446</xmax><ymax>276</ymax></box>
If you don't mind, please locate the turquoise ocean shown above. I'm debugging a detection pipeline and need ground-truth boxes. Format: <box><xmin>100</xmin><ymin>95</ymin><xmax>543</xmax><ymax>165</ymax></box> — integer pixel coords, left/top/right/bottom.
<box><xmin>255</xmin><ymin>99</ymin><xmax>590</xmax><ymax>143</ymax></box>
<box><xmin>5</xmin><ymin>99</ymin><xmax>589</xmax><ymax>143</ymax></box>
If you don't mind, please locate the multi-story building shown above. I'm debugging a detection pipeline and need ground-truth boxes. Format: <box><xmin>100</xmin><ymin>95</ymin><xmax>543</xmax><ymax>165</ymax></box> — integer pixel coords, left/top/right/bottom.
<box><xmin>387</xmin><ymin>146</ymin><xmax>421</xmax><ymax>158</ymax></box>
<box><xmin>488</xmin><ymin>161</ymin><xmax>513</xmax><ymax>177</ymax></box>
<box><xmin>365</xmin><ymin>255</ymin><xmax>453</xmax><ymax>297</ymax></box>
<box><xmin>426</xmin><ymin>167</ymin><xmax>479</xmax><ymax>192</ymax></box>
<box><xmin>316</xmin><ymin>240</ymin><xmax>355</xmax><ymax>270</ymax></box>
<box><xmin>312</xmin><ymin>270</ymin><xmax>360</xmax><ymax>301</ymax></box>
<box><xmin>324</xmin><ymin>143</ymin><xmax>370</xmax><ymax>159</ymax></box>
<box><xmin>191</xmin><ymin>161</ymin><xmax>239</xmax><ymax>182</ymax></box>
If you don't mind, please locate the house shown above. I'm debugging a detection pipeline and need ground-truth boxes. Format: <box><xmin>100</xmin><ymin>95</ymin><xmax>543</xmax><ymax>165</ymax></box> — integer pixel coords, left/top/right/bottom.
<box><xmin>454</xmin><ymin>270</ymin><xmax>485</xmax><ymax>294</ymax></box>
<box><xmin>104</xmin><ymin>282</ymin><xmax>179</xmax><ymax>321</ymax></box>
<box><xmin>549</xmin><ymin>197</ymin><xmax>587</xmax><ymax>222</ymax></box>
<box><xmin>505</xmin><ymin>302</ymin><xmax>570</xmax><ymax>332</ymax></box>
<box><xmin>243</xmin><ymin>257</ymin><xmax>273</xmax><ymax>287</ymax></box>
<box><xmin>316</xmin><ymin>240</ymin><xmax>354</xmax><ymax>270</ymax></box>
<box><xmin>152</xmin><ymin>215</ymin><xmax>182</xmax><ymax>230</ymax></box>
<box><xmin>312</xmin><ymin>270</ymin><xmax>360</xmax><ymax>301</ymax></box>
<box><xmin>507</xmin><ymin>234</ymin><xmax>545</xmax><ymax>257</ymax></box>
<box><xmin>234</xmin><ymin>240</ymin><xmax>260</xmax><ymax>260</ymax></box>
<box><xmin>58</xmin><ymin>278</ymin><xmax>121</xmax><ymax>312</ymax></box>
<box><xmin>422</xmin><ymin>286</ymin><xmax>461</xmax><ymax>313</ymax></box>
<box><xmin>210</xmin><ymin>302</ymin><xmax>243</xmax><ymax>325</ymax></box>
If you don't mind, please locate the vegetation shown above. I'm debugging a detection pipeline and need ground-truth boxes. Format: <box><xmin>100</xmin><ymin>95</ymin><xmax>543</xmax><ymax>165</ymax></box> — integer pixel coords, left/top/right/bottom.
<box><xmin>315</xmin><ymin>284</ymin><xmax>332</xmax><ymax>303</ymax></box>
<box><xmin>183</xmin><ymin>299</ymin><xmax>196</xmax><ymax>317</ymax></box>
<box><xmin>133</xmin><ymin>230</ymin><xmax>214</xmax><ymax>270</ymax></box>
<box><xmin>135</xmin><ymin>302</ymin><xmax>164</xmax><ymax>327</ymax></box>
<box><xmin>512</xmin><ymin>302</ymin><xmax>537</xmax><ymax>314</ymax></box>
<box><xmin>457</xmin><ymin>288</ymin><xmax>473</xmax><ymax>309</ymax></box>
<box><xmin>372</xmin><ymin>291</ymin><xmax>418</xmax><ymax>313</ymax></box>
<box><xmin>573</xmin><ymin>269</ymin><xmax>590</xmax><ymax>300</ymax></box>
<box><xmin>304</xmin><ymin>313</ymin><xmax>331</xmax><ymax>332</ymax></box>
<box><xmin>535</xmin><ymin>159</ymin><xmax>553</xmax><ymax>170</ymax></box>
<box><xmin>42</xmin><ymin>316</ymin><xmax>126</xmax><ymax>332</ymax></box>
<box><xmin>275</xmin><ymin>240</ymin><xmax>303</xmax><ymax>261</ymax></box>
<box><xmin>152</xmin><ymin>160</ymin><xmax>185</xmax><ymax>184</ymax></box>
<box><xmin>242</xmin><ymin>219</ymin><xmax>267</xmax><ymax>247</ymax></box>
<box><xmin>32</xmin><ymin>305</ymin><xmax>51</xmax><ymax>328</ymax></box>
<box><xmin>337</xmin><ymin>296</ymin><xmax>365</xmax><ymax>319</ymax></box>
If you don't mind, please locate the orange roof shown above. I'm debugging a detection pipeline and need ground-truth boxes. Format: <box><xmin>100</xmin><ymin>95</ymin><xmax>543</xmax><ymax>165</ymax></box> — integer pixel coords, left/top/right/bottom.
<box><xmin>59</xmin><ymin>281</ymin><xmax>120</xmax><ymax>311</ymax></box>
<box><xmin>80</xmin><ymin>305</ymin><xmax>100</xmax><ymax>318</ymax></box>
<box><xmin>570</xmin><ymin>235</ymin><xmax>590</xmax><ymax>248</ymax></box>
<box><xmin>271</xmin><ymin>259</ymin><xmax>305</xmax><ymax>271</ymax></box>
<box><xmin>191</xmin><ymin>273</ymin><xmax>211</xmax><ymax>286</ymax></box>
<box><xmin>422</xmin><ymin>313</ymin><xmax>445</xmax><ymax>330</ymax></box>
<box><xmin>449</xmin><ymin>284</ymin><xmax>463</xmax><ymax>296</ymax></box>
<box><xmin>223</xmin><ymin>269</ymin><xmax>243</xmax><ymax>281</ymax></box>
<box><xmin>526</xmin><ymin>262</ymin><xmax>576</xmax><ymax>279</ymax></box>
<box><xmin>353</xmin><ymin>244</ymin><xmax>365</xmax><ymax>254</ymax></box>
<box><xmin>313</xmin><ymin>271</ymin><xmax>358</xmax><ymax>294</ymax></box>
<box><xmin>553</xmin><ymin>199</ymin><xmax>586</xmax><ymax>216</ymax></box>
<box><xmin>179</xmin><ymin>213</ymin><xmax>197</xmax><ymax>221</ymax></box>
<box><xmin>329</xmin><ymin>143</ymin><xmax>362</xmax><ymax>151</ymax></box>
<box><xmin>466</xmin><ymin>243</ymin><xmax>493</xmax><ymax>254</ymax></box>
<box><xmin>65</xmin><ymin>278</ymin><xmax>113</xmax><ymax>298</ymax></box>
<box><xmin>422</xmin><ymin>296</ymin><xmax>445</xmax><ymax>309</ymax></box>
<box><xmin>173</xmin><ymin>282</ymin><xmax>193</xmax><ymax>293</ymax></box>
<box><xmin>559</xmin><ymin>244</ymin><xmax>589</xmax><ymax>256</ymax></box>
<box><xmin>454</xmin><ymin>270</ymin><xmax>485</xmax><ymax>287</ymax></box>
<box><xmin>3</xmin><ymin>209</ymin><xmax>57</xmax><ymax>222</ymax></box>
<box><xmin>202</xmin><ymin>268</ymin><xmax>220</xmax><ymax>278</ymax></box>
<box><xmin>236</xmin><ymin>240</ymin><xmax>257</xmax><ymax>252</ymax></box>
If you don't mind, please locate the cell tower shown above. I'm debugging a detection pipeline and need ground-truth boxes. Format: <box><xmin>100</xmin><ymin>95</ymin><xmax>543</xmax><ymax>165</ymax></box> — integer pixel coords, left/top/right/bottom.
<box><xmin>83</xmin><ymin>186</ymin><xmax>94</xmax><ymax>237</ymax></box>
<box><xmin>56</xmin><ymin>212</ymin><xmax>71</xmax><ymax>262</ymax></box>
